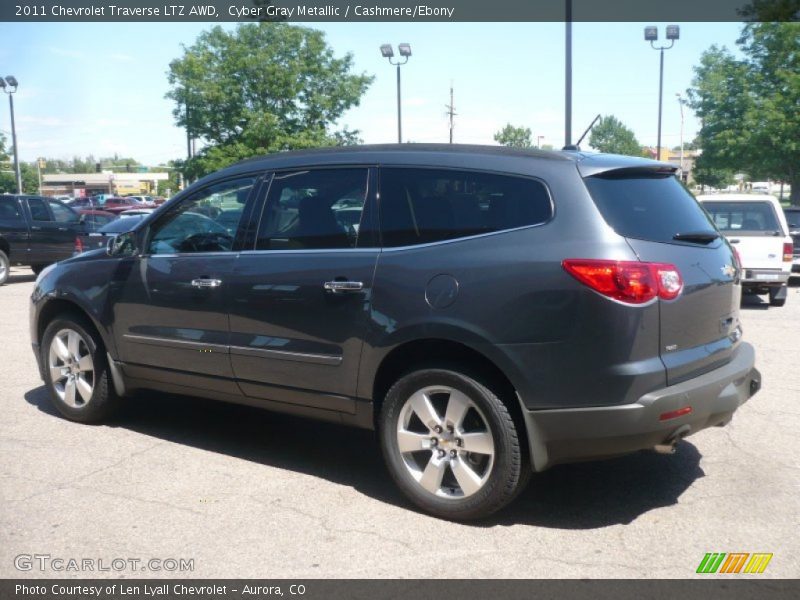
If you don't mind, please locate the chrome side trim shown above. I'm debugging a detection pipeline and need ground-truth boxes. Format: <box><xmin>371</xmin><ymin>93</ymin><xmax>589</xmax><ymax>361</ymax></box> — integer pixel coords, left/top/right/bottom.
<box><xmin>122</xmin><ymin>334</ymin><xmax>228</xmax><ymax>353</ymax></box>
<box><xmin>229</xmin><ymin>345</ymin><xmax>342</xmax><ymax>366</ymax></box>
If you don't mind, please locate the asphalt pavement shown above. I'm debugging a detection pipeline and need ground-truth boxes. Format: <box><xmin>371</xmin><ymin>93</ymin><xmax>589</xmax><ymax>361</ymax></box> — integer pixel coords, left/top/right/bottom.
<box><xmin>1</xmin><ymin>266</ymin><xmax>798</xmax><ymax>578</ymax></box>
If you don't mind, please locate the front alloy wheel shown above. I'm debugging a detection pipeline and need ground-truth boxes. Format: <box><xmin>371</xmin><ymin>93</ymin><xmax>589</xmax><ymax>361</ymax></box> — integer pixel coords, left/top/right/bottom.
<box><xmin>41</xmin><ymin>314</ymin><xmax>122</xmax><ymax>423</ymax></box>
<box><xmin>48</xmin><ymin>329</ymin><xmax>95</xmax><ymax>408</ymax></box>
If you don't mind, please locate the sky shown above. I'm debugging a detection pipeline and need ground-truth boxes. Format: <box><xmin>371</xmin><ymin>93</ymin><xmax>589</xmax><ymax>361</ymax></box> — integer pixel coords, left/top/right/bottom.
<box><xmin>0</xmin><ymin>20</ymin><xmax>744</xmax><ymax>165</ymax></box>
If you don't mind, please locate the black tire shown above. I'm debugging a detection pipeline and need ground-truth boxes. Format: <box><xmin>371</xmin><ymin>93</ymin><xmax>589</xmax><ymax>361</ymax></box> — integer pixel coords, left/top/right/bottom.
<box><xmin>0</xmin><ymin>250</ymin><xmax>9</xmax><ymax>285</ymax></box>
<box><xmin>41</xmin><ymin>314</ymin><xmax>122</xmax><ymax>423</ymax></box>
<box><xmin>379</xmin><ymin>368</ymin><xmax>528</xmax><ymax>520</ymax></box>
<box><xmin>769</xmin><ymin>288</ymin><xmax>786</xmax><ymax>307</ymax></box>
<box><xmin>30</xmin><ymin>263</ymin><xmax>49</xmax><ymax>276</ymax></box>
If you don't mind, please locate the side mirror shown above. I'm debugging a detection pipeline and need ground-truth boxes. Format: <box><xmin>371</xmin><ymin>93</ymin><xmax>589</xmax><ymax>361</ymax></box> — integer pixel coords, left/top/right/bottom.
<box><xmin>107</xmin><ymin>231</ymin><xmax>138</xmax><ymax>257</ymax></box>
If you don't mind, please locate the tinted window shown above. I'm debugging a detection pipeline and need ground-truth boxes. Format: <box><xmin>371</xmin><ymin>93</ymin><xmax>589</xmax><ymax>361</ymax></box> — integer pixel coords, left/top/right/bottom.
<box><xmin>148</xmin><ymin>178</ymin><xmax>253</xmax><ymax>254</ymax></box>
<box><xmin>98</xmin><ymin>214</ymin><xmax>145</xmax><ymax>233</ymax></box>
<box><xmin>784</xmin><ymin>209</ymin><xmax>800</xmax><ymax>229</ymax></box>
<box><xmin>584</xmin><ymin>174</ymin><xmax>714</xmax><ymax>243</ymax></box>
<box><xmin>0</xmin><ymin>198</ymin><xmax>22</xmax><ymax>221</ymax></box>
<box><xmin>379</xmin><ymin>168</ymin><xmax>551</xmax><ymax>247</ymax></box>
<box><xmin>256</xmin><ymin>169</ymin><xmax>368</xmax><ymax>250</ymax></box>
<box><xmin>27</xmin><ymin>198</ymin><xmax>52</xmax><ymax>221</ymax></box>
<box><xmin>48</xmin><ymin>200</ymin><xmax>79</xmax><ymax>223</ymax></box>
<box><xmin>702</xmin><ymin>201</ymin><xmax>781</xmax><ymax>234</ymax></box>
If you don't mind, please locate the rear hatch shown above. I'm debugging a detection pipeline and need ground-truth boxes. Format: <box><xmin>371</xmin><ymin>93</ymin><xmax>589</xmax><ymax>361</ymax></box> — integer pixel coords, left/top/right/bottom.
<box><xmin>583</xmin><ymin>168</ymin><xmax>741</xmax><ymax>385</ymax></box>
<box><xmin>700</xmin><ymin>198</ymin><xmax>787</xmax><ymax>271</ymax></box>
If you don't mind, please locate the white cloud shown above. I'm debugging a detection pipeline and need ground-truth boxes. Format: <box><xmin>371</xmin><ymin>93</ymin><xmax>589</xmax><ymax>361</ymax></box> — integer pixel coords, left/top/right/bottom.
<box><xmin>47</xmin><ymin>46</ymin><xmax>85</xmax><ymax>59</ymax></box>
<box><xmin>109</xmin><ymin>53</ymin><xmax>134</xmax><ymax>62</ymax></box>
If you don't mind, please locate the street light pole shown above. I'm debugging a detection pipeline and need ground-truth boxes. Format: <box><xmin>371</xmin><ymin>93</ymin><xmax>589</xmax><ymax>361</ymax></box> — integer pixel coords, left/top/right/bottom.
<box><xmin>1</xmin><ymin>76</ymin><xmax>22</xmax><ymax>193</ymax></box>
<box><xmin>565</xmin><ymin>0</ymin><xmax>573</xmax><ymax>147</ymax></box>
<box><xmin>381</xmin><ymin>44</ymin><xmax>412</xmax><ymax>144</ymax></box>
<box><xmin>644</xmin><ymin>26</ymin><xmax>679</xmax><ymax>161</ymax></box>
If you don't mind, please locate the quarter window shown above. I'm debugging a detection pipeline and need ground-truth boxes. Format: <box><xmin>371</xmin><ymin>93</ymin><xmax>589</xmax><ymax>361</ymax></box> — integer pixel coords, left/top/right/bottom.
<box><xmin>256</xmin><ymin>169</ymin><xmax>369</xmax><ymax>250</ymax></box>
<box><xmin>147</xmin><ymin>178</ymin><xmax>254</xmax><ymax>255</ymax></box>
<box><xmin>378</xmin><ymin>168</ymin><xmax>552</xmax><ymax>247</ymax></box>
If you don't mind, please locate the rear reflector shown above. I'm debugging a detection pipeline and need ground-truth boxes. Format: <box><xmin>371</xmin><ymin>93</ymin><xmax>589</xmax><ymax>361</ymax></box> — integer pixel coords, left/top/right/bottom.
<box><xmin>74</xmin><ymin>236</ymin><xmax>84</xmax><ymax>254</ymax></box>
<box><xmin>660</xmin><ymin>406</ymin><xmax>693</xmax><ymax>421</ymax></box>
<box><xmin>784</xmin><ymin>242</ymin><xmax>793</xmax><ymax>262</ymax></box>
<box><xmin>562</xmin><ymin>259</ymin><xmax>683</xmax><ymax>304</ymax></box>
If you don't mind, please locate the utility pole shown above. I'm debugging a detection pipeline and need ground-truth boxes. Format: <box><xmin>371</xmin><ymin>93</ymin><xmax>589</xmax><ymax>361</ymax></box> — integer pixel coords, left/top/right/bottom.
<box><xmin>445</xmin><ymin>82</ymin><xmax>456</xmax><ymax>144</ymax></box>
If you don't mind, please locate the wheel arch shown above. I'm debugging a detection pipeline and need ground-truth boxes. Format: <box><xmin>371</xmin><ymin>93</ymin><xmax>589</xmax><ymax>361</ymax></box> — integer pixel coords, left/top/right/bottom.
<box><xmin>36</xmin><ymin>297</ymin><xmax>114</xmax><ymax>358</ymax></box>
<box><xmin>0</xmin><ymin>236</ymin><xmax>10</xmax><ymax>259</ymax></box>
<box><xmin>368</xmin><ymin>337</ymin><xmax>529</xmax><ymax>454</ymax></box>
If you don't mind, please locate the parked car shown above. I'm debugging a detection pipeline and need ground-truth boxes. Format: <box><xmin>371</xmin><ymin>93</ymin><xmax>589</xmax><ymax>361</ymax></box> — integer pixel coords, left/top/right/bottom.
<box><xmin>74</xmin><ymin>213</ymin><xmax>148</xmax><ymax>254</ymax></box>
<box><xmin>783</xmin><ymin>207</ymin><xmax>800</xmax><ymax>278</ymax></box>
<box><xmin>126</xmin><ymin>195</ymin><xmax>155</xmax><ymax>205</ymax></box>
<box><xmin>698</xmin><ymin>194</ymin><xmax>793</xmax><ymax>306</ymax></box>
<box><xmin>30</xmin><ymin>146</ymin><xmax>761</xmax><ymax>519</ymax></box>
<box><xmin>76</xmin><ymin>209</ymin><xmax>117</xmax><ymax>232</ymax></box>
<box><xmin>118</xmin><ymin>208</ymin><xmax>155</xmax><ymax>217</ymax></box>
<box><xmin>100</xmin><ymin>197</ymin><xmax>151</xmax><ymax>214</ymax></box>
<box><xmin>0</xmin><ymin>195</ymin><xmax>84</xmax><ymax>284</ymax></box>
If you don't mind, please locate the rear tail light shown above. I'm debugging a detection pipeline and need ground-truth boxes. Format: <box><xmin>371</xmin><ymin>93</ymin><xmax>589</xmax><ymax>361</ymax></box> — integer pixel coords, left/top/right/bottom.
<box><xmin>562</xmin><ymin>259</ymin><xmax>684</xmax><ymax>304</ymax></box>
<box><xmin>784</xmin><ymin>242</ymin><xmax>793</xmax><ymax>262</ymax></box>
<box><xmin>74</xmin><ymin>236</ymin><xmax>84</xmax><ymax>254</ymax></box>
<box><xmin>732</xmin><ymin>247</ymin><xmax>742</xmax><ymax>269</ymax></box>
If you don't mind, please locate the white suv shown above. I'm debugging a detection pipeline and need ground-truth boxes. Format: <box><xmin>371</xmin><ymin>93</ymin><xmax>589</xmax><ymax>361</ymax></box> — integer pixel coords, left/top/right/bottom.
<box><xmin>698</xmin><ymin>194</ymin><xmax>792</xmax><ymax>307</ymax></box>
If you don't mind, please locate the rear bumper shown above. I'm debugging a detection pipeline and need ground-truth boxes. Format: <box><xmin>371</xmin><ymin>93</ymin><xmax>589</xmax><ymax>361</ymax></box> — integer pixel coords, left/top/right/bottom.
<box><xmin>522</xmin><ymin>342</ymin><xmax>760</xmax><ymax>471</ymax></box>
<box><xmin>741</xmin><ymin>269</ymin><xmax>790</xmax><ymax>286</ymax></box>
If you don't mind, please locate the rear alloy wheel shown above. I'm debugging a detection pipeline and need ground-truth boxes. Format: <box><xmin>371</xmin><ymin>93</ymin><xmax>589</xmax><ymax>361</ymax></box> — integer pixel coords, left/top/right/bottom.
<box><xmin>0</xmin><ymin>250</ymin><xmax>9</xmax><ymax>285</ymax></box>
<box><xmin>41</xmin><ymin>315</ymin><xmax>122</xmax><ymax>423</ymax></box>
<box><xmin>380</xmin><ymin>368</ymin><xmax>527</xmax><ymax>520</ymax></box>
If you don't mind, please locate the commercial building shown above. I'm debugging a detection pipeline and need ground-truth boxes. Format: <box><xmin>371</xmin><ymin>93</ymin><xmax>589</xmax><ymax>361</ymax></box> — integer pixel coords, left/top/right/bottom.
<box><xmin>41</xmin><ymin>171</ymin><xmax>169</xmax><ymax>197</ymax></box>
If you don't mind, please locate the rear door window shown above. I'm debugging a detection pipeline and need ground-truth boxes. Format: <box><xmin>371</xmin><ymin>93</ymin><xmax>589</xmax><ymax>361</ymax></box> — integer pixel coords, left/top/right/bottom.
<box><xmin>0</xmin><ymin>198</ymin><xmax>22</xmax><ymax>221</ymax></box>
<box><xmin>702</xmin><ymin>201</ymin><xmax>782</xmax><ymax>234</ymax></box>
<box><xmin>584</xmin><ymin>173</ymin><xmax>715</xmax><ymax>243</ymax></box>
<box><xmin>379</xmin><ymin>168</ymin><xmax>552</xmax><ymax>247</ymax></box>
<box><xmin>27</xmin><ymin>198</ymin><xmax>52</xmax><ymax>222</ymax></box>
<box><xmin>255</xmin><ymin>168</ymin><xmax>370</xmax><ymax>250</ymax></box>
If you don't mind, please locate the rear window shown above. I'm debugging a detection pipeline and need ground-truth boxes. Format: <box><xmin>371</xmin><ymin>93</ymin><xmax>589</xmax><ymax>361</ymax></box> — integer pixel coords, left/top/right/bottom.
<box><xmin>584</xmin><ymin>173</ymin><xmax>714</xmax><ymax>243</ymax></box>
<box><xmin>702</xmin><ymin>201</ymin><xmax>781</xmax><ymax>234</ymax></box>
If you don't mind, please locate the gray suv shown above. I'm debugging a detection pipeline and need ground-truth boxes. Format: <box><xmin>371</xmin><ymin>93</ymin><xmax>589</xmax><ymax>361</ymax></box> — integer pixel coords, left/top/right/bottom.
<box><xmin>30</xmin><ymin>145</ymin><xmax>760</xmax><ymax>520</ymax></box>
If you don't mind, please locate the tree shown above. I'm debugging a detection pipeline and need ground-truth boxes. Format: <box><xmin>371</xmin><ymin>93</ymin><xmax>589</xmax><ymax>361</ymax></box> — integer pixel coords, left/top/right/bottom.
<box><xmin>688</xmin><ymin>23</ymin><xmax>800</xmax><ymax>204</ymax></box>
<box><xmin>493</xmin><ymin>124</ymin><xmax>532</xmax><ymax>148</ymax></box>
<box><xmin>166</xmin><ymin>23</ymin><xmax>373</xmax><ymax>180</ymax></box>
<box><xmin>0</xmin><ymin>133</ymin><xmax>15</xmax><ymax>193</ymax></box>
<box><xmin>588</xmin><ymin>115</ymin><xmax>642</xmax><ymax>156</ymax></box>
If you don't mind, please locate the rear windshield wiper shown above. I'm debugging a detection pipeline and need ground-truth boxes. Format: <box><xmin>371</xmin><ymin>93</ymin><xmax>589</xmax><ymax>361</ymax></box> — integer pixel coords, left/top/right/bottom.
<box><xmin>673</xmin><ymin>231</ymin><xmax>720</xmax><ymax>244</ymax></box>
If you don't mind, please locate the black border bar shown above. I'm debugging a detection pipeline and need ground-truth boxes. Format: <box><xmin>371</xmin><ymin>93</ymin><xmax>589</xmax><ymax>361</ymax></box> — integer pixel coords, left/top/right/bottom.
<box><xmin>4</xmin><ymin>579</ymin><xmax>800</xmax><ymax>600</ymax></box>
<box><xmin>3</xmin><ymin>0</ymin><xmax>799</xmax><ymax>23</ymax></box>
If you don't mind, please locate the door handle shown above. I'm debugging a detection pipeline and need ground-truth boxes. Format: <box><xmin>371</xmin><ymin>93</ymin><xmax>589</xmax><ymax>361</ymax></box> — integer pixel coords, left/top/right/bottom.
<box><xmin>57</xmin><ymin>227</ymin><xmax>68</xmax><ymax>231</ymax></box>
<box><xmin>729</xmin><ymin>239</ymin><xmax>740</xmax><ymax>244</ymax></box>
<box><xmin>191</xmin><ymin>278</ymin><xmax>222</xmax><ymax>289</ymax></box>
<box><xmin>324</xmin><ymin>280</ymin><xmax>364</xmax><ymax>293</ymax></box>
<box><xmin>30</xmin><ymin>225</ymin><xmax>42</xmax><ymax>230</ymax></box>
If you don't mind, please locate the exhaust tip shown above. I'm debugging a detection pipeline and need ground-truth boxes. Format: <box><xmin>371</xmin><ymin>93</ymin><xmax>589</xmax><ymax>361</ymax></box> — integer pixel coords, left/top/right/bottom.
<box><xmin>654</xmin><ymin>425</ymin><xmax>691</xmax><ymax>455</ymax></box>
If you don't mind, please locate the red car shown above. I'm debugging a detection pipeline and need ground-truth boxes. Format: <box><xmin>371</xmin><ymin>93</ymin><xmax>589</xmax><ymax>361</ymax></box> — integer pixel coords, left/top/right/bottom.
<box><xmin>101</xmin><ymin>197</ymin><xmax>157</xmax><ymax>214</ymax></box>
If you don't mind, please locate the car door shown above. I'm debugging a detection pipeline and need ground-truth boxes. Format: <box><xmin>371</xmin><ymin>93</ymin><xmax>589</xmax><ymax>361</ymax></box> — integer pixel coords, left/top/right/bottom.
<box><xmin>227</xmin><ymin>167</ymin><xmax>379</xmax><ymax>413</ymax></box>
<box><xmin>0</xmin><ymin>196</ymin><xmax>30</xmax><ymax>263</ymax></box>
<box><xmin>24</xmin><ymin>197</ymin><xmax>80</xmax><ymax>264</ymax></box>
<box><xmin>112</xmin><ymin>176</ymin><xmax>259</xmax><ymax>392</ymax></box>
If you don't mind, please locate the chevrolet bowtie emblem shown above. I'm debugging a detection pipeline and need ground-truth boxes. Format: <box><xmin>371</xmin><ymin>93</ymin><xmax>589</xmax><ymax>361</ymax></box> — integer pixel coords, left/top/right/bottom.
<box><xmin>721</xmin><ymin>264</ymin><xmax>736</xmax><ymax>277</ymax></box>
